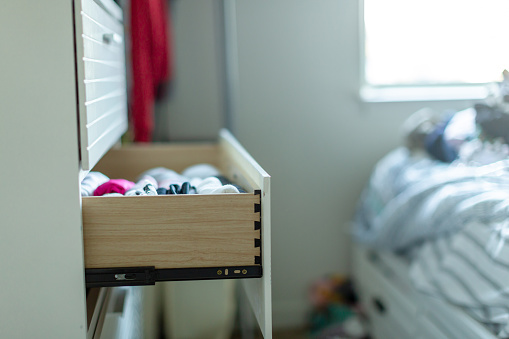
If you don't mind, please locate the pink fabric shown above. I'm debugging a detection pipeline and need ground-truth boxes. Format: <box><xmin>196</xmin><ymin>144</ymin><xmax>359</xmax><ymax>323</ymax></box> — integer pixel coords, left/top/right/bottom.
<box><xmin>93</xmin><ymin>179</ymin><xmax>135</xmax><ymax>196</ymax></box>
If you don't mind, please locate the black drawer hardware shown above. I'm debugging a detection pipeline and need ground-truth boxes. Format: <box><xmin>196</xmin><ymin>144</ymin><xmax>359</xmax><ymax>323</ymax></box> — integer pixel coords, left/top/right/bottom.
<box><xmin>115</xmin><ymin>273</ymin><xmax>137</xmax><ymax>281</ymax></box>
<box><xmin>85</xmin><ymin>265</ymin><xmax>263</xmax><ymax>288</ymax></box>
<box><xmin>86</xmin><ymin>267</ymin><xmax>155</xmax><ymax>288</ymax></box>
<box><xmin>253</xmin><ymin>190</ymin><xmax>262</xmax><ymax>264</ymax></box>
<box><xmin>254</xmin><ymin>190</ymin><xmax>261</xmax><ymax>213</ymax></box>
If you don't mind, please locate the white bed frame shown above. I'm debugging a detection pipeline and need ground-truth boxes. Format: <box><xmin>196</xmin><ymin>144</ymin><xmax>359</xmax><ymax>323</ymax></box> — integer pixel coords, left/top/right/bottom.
<box><xmin>353</xmin><ymin>244</ymin><xmax>498</xmax><ymax>339</ymax></box>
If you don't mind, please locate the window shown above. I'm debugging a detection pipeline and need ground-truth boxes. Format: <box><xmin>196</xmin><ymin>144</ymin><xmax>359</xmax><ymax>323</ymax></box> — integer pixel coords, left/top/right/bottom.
<box><xmin>363</xmin><ymin>0</ymin><xmax>509</xmax><ymax>87</ymax></box>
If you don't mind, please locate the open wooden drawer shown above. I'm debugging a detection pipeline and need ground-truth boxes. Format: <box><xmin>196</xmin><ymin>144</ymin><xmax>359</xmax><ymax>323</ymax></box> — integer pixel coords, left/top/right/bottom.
<box><xmin>82</xmin><ymin>129</ymin><xmax>270</xmax><ymax>289</ymax></box>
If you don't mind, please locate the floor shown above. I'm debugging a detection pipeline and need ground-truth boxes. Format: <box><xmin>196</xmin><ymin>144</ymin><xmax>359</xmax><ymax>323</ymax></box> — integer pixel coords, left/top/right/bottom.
<box><xmin>230</xmin><ymin>327</ymin><xmax>309</xmax><ymax>339</ymax></box>
<box><xmin>272</xmin><ymin>328</ymin><xmax>308</xmax><ymax>339</ymax></box>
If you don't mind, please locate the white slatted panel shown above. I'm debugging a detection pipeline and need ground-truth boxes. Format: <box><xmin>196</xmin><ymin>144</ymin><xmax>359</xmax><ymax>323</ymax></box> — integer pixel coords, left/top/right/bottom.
<box><xmin>76</xmin><ymin>0</ymin><xmax>127</xmax><ymax>171</ymax></box>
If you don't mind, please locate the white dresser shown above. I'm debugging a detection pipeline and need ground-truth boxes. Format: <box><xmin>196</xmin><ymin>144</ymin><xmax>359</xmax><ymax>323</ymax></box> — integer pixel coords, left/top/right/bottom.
<box><xmin>0</xmin><ymin>1</ymin><xmax>271</xmax><ymax>338</ymax></box>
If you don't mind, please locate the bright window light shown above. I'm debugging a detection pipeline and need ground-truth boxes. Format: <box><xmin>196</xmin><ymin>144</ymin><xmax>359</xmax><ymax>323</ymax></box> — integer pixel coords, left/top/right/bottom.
<box><xmin>364</xmin><ymin>0</ymin><xmax>509</xmax><ymax>86</ymax></box>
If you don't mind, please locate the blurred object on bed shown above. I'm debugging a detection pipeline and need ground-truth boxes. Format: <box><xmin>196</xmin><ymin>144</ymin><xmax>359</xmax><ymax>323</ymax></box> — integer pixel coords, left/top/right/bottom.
<box><xmin>400</xmin><ymin>70</ymin><xmax>509</xmax><ymax>165</ymax></box>
<box><xmin>400</xmin><ymin>107</ymin><xmax>442</xmax><ymax>152</ymax></box>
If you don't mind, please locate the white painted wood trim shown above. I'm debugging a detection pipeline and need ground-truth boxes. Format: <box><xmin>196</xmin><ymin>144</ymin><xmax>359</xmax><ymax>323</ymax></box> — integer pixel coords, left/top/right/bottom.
<box><xmin>218</xmin><ymin>129</ymin><xmax>272</xmax><ymax>338</ymax></box>
<box><xmin>242</xmin><ymin>176</ymin><xmax>272</xmax><ymax>338</ymax></box>
<box><xmin>0</xmin><ymin>1</ymin><xmax>87</xmax><ymax>337</ymax></box>
<box><xmin>76</xmin><ymin>0</ymin><xmax>127</xmax><ymax>171</ymax></box>
<box><xmin>353</xmin><ymin>245</ymin><xmax>498</xmax><ymax>339</ymax></box>
<box><xmin>94</xmin><ymin>0</ymin><xmax>123</xmax><ymax>22</ymax></box>
<box><xmin>87</xmin><ymin>288</ymin><xmax>109</xmax><ymax>339</ymax></box>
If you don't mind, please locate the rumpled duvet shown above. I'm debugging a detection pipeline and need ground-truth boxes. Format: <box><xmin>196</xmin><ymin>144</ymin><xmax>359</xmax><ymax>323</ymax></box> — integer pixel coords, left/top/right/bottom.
<box><xmin>353</xmin><ymin>148</ymin><xmax>509</xmax><ymax>337</ymax></box>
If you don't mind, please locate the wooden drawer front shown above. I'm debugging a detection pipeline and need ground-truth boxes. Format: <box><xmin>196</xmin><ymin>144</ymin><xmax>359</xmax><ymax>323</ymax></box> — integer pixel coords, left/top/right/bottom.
<box><xmin>83</xmin><ymin>194</ymin><xmax>261</xmax><ymax>269</ymax></box>
<box><xmin>76</xmin><ymin>0</ymin><xmax>128</xmax><ymax>171</ymax></box>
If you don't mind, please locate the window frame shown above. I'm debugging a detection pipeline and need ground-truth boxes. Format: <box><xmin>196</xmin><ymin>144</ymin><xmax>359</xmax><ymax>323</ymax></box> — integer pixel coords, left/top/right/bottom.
<box><xmin>358</xmin><ymin>0</ymin><xmax>491</xmax><ymax>103</ymax></box>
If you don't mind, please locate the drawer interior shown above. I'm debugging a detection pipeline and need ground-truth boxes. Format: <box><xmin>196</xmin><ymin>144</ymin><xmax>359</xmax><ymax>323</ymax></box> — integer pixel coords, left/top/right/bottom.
<box><xmin>90</xmin><ymin>143</ymin><xmax>222</xmax><ymax>183</ymax></box>
<box><xmin>82</xmin><ymin>133</ymin><xmax>266</xmax><ymax>284</ymax></box>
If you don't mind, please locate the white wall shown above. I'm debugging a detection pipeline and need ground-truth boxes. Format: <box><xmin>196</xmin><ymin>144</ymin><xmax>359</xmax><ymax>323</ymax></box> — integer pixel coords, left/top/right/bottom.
<box><xmin>228</xmin><ymin>0</ymin><xmax>477</xmax><ymax>328</ymax></box>
<box><xmin>161</xmin><ymin>0</ymin><xmax>480</xmax><ymax>330</ymax></box>
<box><xmin>0</xmin><ymin>1</ymin><xmax>87</xmax><ymax>337</ymax></box>
<box><xmin>154</xmin><ymin>0</ymin><xmax>225</xmax><ymax>141</ymax></box>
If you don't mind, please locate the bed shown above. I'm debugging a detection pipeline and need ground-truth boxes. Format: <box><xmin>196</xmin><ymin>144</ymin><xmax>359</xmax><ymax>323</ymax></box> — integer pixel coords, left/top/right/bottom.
<box><xmin>352</xmin><ymin>79</ymin><xmax>509</xmax><ymax>338</ymax></box>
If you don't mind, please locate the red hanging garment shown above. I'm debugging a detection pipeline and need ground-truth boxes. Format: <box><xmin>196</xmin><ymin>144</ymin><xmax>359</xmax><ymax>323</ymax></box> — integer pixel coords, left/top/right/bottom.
<box><xmin>130</xmin><ymin>0</ymin><xmax>173</xmax><ymax>142</ymax></box>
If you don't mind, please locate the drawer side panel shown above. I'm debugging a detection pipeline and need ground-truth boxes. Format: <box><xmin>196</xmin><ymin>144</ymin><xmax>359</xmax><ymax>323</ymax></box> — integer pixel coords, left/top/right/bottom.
<box><xmin>217</xmin><ymin>130</ymin><xmax>272</xmax><ymax>338</ymax></box>
<box><xmin>83</xmin><ymin>194</ymin><xmax>261</xmax><ymax>269</ymax></box>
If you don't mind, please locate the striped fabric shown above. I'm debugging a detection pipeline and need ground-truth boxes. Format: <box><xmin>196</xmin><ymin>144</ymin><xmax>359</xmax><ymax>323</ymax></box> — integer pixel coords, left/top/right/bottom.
<box><xmin>354</xmin><ymin>148</ymin><xmax>509</xmax><ymax>251</ymax></box>
<box><xmin>353</xmin><ymin>148</ymin><xmax>509</xmax><ymax>337</ymax></box>
<box><xmin>410</xmin><ymin>212</ymin><xmax>509</xmax><ymax>337</ymax></box>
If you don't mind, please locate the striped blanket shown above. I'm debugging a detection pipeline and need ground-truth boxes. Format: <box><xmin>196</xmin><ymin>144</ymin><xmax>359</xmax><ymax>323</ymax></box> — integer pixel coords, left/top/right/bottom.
<box><xmin>353</xmin><ymin>148</ymin><xmax>509</xmax><ymax>337</ymax></box>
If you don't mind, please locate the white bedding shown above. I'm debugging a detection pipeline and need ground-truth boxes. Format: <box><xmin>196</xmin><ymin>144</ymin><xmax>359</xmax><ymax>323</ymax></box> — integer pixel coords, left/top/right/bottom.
<box><xmin>353</xmin><ymin>148</ymin><xmax>509</xmax><ymax>337</ymax></box>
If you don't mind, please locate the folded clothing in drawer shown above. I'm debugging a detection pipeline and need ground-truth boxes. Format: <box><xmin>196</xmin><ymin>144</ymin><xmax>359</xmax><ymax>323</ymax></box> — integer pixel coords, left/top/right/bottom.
<box><xmin>81</xmin><ymin>164</ymin><xmax>246</xmax><ymax>197</ymax></box>
<box><xmin>82</xmin><ymin>130</ymin><xmax>270</xmax><ymax>287</ymax></box>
